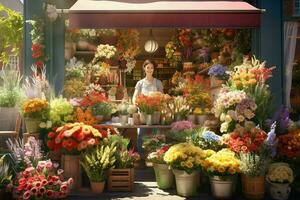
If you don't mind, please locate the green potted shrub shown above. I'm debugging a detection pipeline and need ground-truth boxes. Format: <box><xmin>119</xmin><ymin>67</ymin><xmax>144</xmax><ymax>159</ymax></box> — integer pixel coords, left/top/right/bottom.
<box><xmin>0</xmin><ymin>64</ymin><xmax>23</xmax><ymax>131</ymax></box>
<box><xmin>91</xmin><ymin>102</ymin><xmax>113</xmax><ymax>123</ymax></box>
<box><xmin>81</xmin><ymin>143</ymin><xmax>117</xmax><ymax>193</ymax></box>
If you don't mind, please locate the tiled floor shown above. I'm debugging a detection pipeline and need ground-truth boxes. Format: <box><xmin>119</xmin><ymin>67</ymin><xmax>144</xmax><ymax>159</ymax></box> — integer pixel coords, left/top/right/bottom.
<box><xmin>68</xmin><ymin>167</ymin><xmax>299</xmax><ymax>200</ymax></box>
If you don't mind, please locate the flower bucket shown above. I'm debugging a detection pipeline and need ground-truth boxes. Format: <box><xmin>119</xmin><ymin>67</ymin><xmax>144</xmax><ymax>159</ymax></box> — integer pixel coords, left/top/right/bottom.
<box><xmin>61</xmin><ymin>155</ymin><xmax>81</xmax><ymax>189</ymax></box>
<box><xmin>146</xmin><ymin>114</ymin><xmax>152</xmax><ymax>126</ymax></box>
<box><xmin>120</xmin><ymin>115</ymin><xmax>128</xmax><ymax>125</ymax></box>
<box><xmin>267</xmin><ymin>181</ymin><xmax>291</xmax><ymax>200</ymax></box>
<box><xmin>173</xmin><ymin>169</ymin><xmax>199</xmax><ymax>197</ymax></box>
<box><xmin>187</xmin><ymin>114</ymin><xmax>196</xmax><ymax>124</ymax></box>
<box><xmin>90</xmin><ymin>181</ymin><xmax>105</xmax><ymax>193</ymax></box>
<box><xmin>152</xmin><ymin>111</ymin><xmax>160</xmax><ymax>125</ymax></box>
<box><xmin>24</xmin><ymin>118</ymin><xmax>41</xmax><ymax>133</ymax></box>
<box><xmin>210</xmin><ymin>176</ymin><xmax>236</xmax><ymax>199</ymax></box>
<box><xmin>196</xmin><ymin>115</ymin><xmax>208</xmax><ymax>125</ymax></box>
<box><xmin>210</xmin><ymin>76</ymin><xmax>224</xmax><ymax>88</ymax></box>
<box><xmin>139</xmin><ymin>112</ymin><xmax>146</xmax><ymax>125</ymax></box>
<box><xmin>153</xmin><ymin>163</ymin><xmax>174</xmax><ymax>189</ymax></box>
<box><xmin>242</xmin><ymin>175</ymin><xmax>265</xmax><ymax>200</ymax></box>
<box><xmin>95</xmin><ymin>115</ymin><xmax>104</xmax><ymax>124</ymax></box>
<box><xmin>133</xmin><ymin>113</ymin><xmax>140</xmax><ymax>125</ymax></box>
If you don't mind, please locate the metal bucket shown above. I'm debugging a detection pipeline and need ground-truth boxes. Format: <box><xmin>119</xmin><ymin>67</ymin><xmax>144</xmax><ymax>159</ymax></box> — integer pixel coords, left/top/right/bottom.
<box><xmin>173</xmin><ymin>169</ymin><xmax>199</xmax><ymax>197</ymax></box>
<box><xmin>210</xmin><ymin>175</ymin><xmax>236</xmax><ymax>199</ymax></box>
<box><xmin>153</xmin><ymin>163</ymin><xmax>174</xmax><ymax>189</ymax></box>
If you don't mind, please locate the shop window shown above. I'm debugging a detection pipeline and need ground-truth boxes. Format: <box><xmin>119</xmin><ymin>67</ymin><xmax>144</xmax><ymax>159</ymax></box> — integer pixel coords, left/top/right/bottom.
<box><xmin>294</xmin><ymin>0</ymin><xmax>300</xmax><ymax>16</ymax></box>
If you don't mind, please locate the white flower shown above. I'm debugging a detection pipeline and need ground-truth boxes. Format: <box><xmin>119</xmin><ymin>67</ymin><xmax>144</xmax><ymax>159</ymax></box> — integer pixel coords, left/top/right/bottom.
<box><xmin>225</xmin><ymin>115</ymin><xmax>232</xmax><ymax>123</ymax></box>
<box><xmin>220</xmin><ymin>122</ymin><xmax>229</xmax><ymax>133</ymax></box>
<box><xmin>46</xmin><ymin>121</ymin><xmax>52</xmax><ymax>129</ymax></box>
<box><xmin>46</xmin><ymin>4</ymin><xmax>58</xmax><ymax>22</ymax></box>
<box><xmin>39</xmin><ymin>122</ymin><xmax>46</xmax><ymax>128</ymax></box>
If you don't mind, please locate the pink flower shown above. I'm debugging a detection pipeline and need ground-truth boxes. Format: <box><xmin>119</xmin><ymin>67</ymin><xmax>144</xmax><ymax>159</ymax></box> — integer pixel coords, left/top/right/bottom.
<box><xmin>46</xmin><ymin>190</ymin><xmax>54</xmax><ymax>197</ymax></box>
<box><xmin>39</xmin><ymin>187</ymin><xmax>46</xmax><ymax>194</ymax></box>
<box><xmin>46</xmin><ymin>160</ymin><xmax>53</xmax><ymax>169</ymax></box>
<box><xmin>23</xmin><ymin>191</ymin><xmax>31</xmax><ymax>200</ymax></box>
<box><xmin>60</xmin><ymin>184</ymin><xmax>68</xmax><ymax>192</ymax></box>
<box><xmin>57</xmin><ymin>169</ymin><xmax>64</xmax><ymax>176</ymax></box>
<box><xmin>30</xmin><ymin>186</ymin><xmax>38</xmax><ymax>194</ymax></box>
<box><xmin>41</xmin><ymin>180</ymin><xmax>48</xmax><ymax>186</ymax></box>
<box><xmin>87</xmin><ymin>138</ymin><xmax>96</xmax><ymax>146</ymax></box>
<box><xmin>67</xmin><ymin>178</ymin><xmax>74</xmax><ymax>186</ymax></box>
<box><xmin>34</xmin><ymin>181</ymin><xmax>42</xmax><ymax>187</ymax></box>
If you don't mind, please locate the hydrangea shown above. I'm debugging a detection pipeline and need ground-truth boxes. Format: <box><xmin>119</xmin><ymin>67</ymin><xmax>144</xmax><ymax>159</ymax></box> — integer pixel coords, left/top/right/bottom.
<box><xmin>208</xmin><ymin>64</ymin><xmax>228</xmax><ymax>78</ymax></box>
<box><xmin>202</xmin><ymin>131</ymin><xmax>221</xmax><ymax>142</ymax></box>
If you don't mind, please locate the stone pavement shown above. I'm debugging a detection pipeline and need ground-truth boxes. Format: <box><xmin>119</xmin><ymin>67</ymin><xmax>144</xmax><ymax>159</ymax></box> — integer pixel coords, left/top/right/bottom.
<box><xmin>68</xmin><ymin>167</ymin><xmax>299</xmax><ymax>200</ymax></box>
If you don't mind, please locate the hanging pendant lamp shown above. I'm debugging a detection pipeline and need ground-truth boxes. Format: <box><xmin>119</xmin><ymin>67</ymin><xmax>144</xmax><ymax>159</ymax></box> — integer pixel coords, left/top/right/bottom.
<box><xmin>144</xmin><ymin>29</ymin><xmax>158</xmax><ymax>53</ymax></box>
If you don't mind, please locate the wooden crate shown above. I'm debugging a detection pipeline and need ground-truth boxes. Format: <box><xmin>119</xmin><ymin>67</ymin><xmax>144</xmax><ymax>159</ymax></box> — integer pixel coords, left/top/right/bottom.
<box><xmin>108</xmin><ymin>168</ymin><xmax>134</xmax><ymax>192</ymax></box>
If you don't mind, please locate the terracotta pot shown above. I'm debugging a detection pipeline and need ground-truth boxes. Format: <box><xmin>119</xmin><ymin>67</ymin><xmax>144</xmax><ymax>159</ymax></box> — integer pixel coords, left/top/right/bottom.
<box><xmin>241</xmin><ymin>175</ymin><xmax>265</xmax><ymax>200</ymax></box>
<box><xmin>90</xmin><ymin>181</ymin><xmax>105</xmax><ymax>193</ymax></box>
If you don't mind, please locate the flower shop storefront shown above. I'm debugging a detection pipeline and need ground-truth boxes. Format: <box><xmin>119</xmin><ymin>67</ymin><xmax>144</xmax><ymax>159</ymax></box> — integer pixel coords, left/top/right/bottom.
<box><xmin>0</xmin><ymin>0</ymin><xmax>290</xmax><ymax>200</ymax></box>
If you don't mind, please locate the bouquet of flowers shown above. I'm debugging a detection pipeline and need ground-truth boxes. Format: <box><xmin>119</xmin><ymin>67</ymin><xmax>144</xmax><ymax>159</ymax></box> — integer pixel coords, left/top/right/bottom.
<box><xmin>168</xmin><ymin>120</ymin><xmax>195</xmax><ymax>143</ymax></box>
<box><xmin>14</xmin><ymin>160</ymin><xmax>73</xmax><ymax>200</ymax></box>
<box><xmin>192</xmin><ymin>129</ymin><xmax>223</xmax><ymax>151</ymax></box>
<box><xmin>266</xmin><ymin>163</ymin><xmax>294</xmax><ymax>184</ymax></box>
<box><xmin>74</xmin><ymin>107</ymin><xmax>97</xmax><ymax>125</ymax></box>
<box><xmin>213</xmin><ymin>89</ymin><xmax>257</xmax><ymax>133</ymax></box>
<box><xmin>165</xmin><ymin>41</ymin><xmax>182</xmax><ymax>67</ymax></box>
<box><xmin>92</xmin><ymin>102</ymin><xmax>113</xmax><ymax>117</ymax></box>
<box><xmin>136</xmin><ymin>95</ymin><xmax>161</xmax><ymax>114</ymax></box>
<box><xmin>277</xmin><ymin>133</ymin><xmax>300</xmax><ymax>158</ymax></box>
<box><xmin>167</xmin><ymin>96</ymin><xmax>191</xmax><ymax>119</ymax></box>
<box><xmin>65</xmin><ymin>57</ymin><xmax>85</xmax><ymax>80</ymax></box>
<box><xmin>178</xmin><ymin>29</ymin><xmax>193</xmax><ymax>61</ymax></box>
<box><xmin>6</xmin><ymin>137</ymin><xmax>44</xmax><ymax>173</ymax></box>
<box><xmin>49</xmin><ymin>97</ymin><xmax>74</xmax><ymax>126</ymax></box>
<box><xmin>163</xmin><ymin>143</ymin><xmax>212</xmax><ymax>174</ymax></box>
<box><xmin>116</xmin><ymin>149</ymin><xmax>140</xmax><ymax>168</ymax></box>
<box><xmin>81</xmin><ymin>143</ymin><xmax>117</xmax><ymax>182</ymax></box>
<box><xmin>84</xmin><ymin>83</ymin><xmax>105</xmax><ymax>96</ymax></box>
<box><xmin>201</xmin><ymin>149</ymin><xmax>241</xmax><ymax>176</ymax></box>
<box><xmin>46</xmin><ymin>122</ymin><xmax>107</xmax><ymax>154</ymax></box>
<box><xmin>208</xmin><ymin>64</ymin><xmax>228</xmax><ymax>80</ymax></box>
<box><xmin>186</xmin><ymin>92</ymin><xmax>212</xmax><ymax>111</ymax></box>
<box><xmin>22</xmin><ymin>98</ymin><xmax>49</xmax><ymax>119</ymax></box>
<box><xmin>142</xmin><ymin>134</ymin><xmax>166</xmax><ymax>153</ymax></box>
<box><xmin>225</xmin><ymin>122</ymin><xmax>277</xmax><ymax>176</ymax></box>
<box><xmin>147</xmin><ymin>145</ymin><xmax>171</xmax><ymax>164</ymax></box>
<box><xmin>94</xmin><ymin>44</ymin><xmax>116</xmax><ymax>60</ymax></box>
<box><xmin>79</xmin><ymin>91</ymin><xmax>107</xmax><ymax>107</ymax></box>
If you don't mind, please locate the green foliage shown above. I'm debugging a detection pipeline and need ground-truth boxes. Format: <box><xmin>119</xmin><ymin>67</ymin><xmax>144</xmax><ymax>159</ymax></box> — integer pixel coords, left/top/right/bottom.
<box><xmin>0</xmin><ymin>155</ymin><xmax>12</xmax><ymax>189</ymax></box>
<box><xmin>0</xmin><ymin>64</ymin><xmax>23</xmax><ymax>107</ymax></box>
<box><xmin>92</xmin><ymin>102</ymin><xmax>113</xmax><ymax>117</ymax></box>
<box><xmin>81</xmin><ymin>143</ymin><xmax>117</xmax><ymax>182</ymax></box>
<box><xmin>250</xmin><ymin>84</ymin><xmax>273</xmax><ymax>130</ymax></box>
<box><xmin>49</xmin><ymin>96</ymin><xmax>74</xmax><ymax>126</ymax></box>
<box><xmin>0</xmin><ymin>3</ymin><xmax>23</xmax><ymax>63</ymax></box>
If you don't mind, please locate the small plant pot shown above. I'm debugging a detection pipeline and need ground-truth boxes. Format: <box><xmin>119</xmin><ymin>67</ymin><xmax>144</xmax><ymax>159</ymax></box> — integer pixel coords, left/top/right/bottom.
<box><xmin>90</xmin><ymin>181</ymin><xmax>105</xmax><ymax>193</ymax></box>
<box><xmin>153</xmin><ymin>163</ymin><xmax>174</xmax><ymax>189</ymax></box>
<box><xmin>146</xmin><ymin>114</ymin><xmax>152</xmax><ymax>126</ymax></box>
<box><xmin>172</xmin><ymin>169</ymin><xmax>199</xmax><ymax>197</ymax></box>
<box><xmin>95</xmin><ymin>115</ymin><xmax>104</xmax><ymax>124</ymax></box>
<box><xmin>210</xmin><ymin>175</ymin><xmax>236</xmax><ymax>199</ymax></box>
<box><xmin>24</xmin><ymin>118</ymin><xmax>41</xmax><ymax>133</ymax></box>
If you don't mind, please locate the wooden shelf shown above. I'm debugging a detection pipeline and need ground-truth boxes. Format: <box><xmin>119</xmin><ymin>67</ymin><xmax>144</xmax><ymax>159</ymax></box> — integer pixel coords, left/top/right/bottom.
<box><xmin>75</xmin><ymin>51</ymin><xmax>95</xmax><ymax>56</ymax></box>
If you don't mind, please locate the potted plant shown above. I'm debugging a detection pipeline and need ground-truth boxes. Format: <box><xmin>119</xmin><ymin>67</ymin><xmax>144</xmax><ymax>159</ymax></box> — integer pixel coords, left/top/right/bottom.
<box><xmin>0</xmin><ymin>65</ymin><xmax>23</xmax><ymax>131</ymax></box>
<box><xmin>148</xmin><ymin>145</ymin><xmax>174</xmax><ymax>189</ymax></box>
<box><xmin>49</xmin><ymin>96</ymin><xmax>74</xmax><ymax>126</ymax></box>
<box><xmin>207</xmin><ymin>64</ymin><xmax>228</xmax><ymax>88</ymax></box>
<box><xmin>81</xmin><ymin>143</ymin><xmax>117</xmax><ymax>193</ymax></box>
<box><xmin>91</xmin><ymin>102</ymin><xmax>113</xmax><ymax>123</ymax></box>
<box><xmin>163</xmin><ymin>143</ymin><xmax>210</xmax><ymax>197</ymax></box>
<box><xmin>136</xmin><ymin>95</ymin><xmax>161</xmax><ymax>125</ymax></box>
<box><xmin>192</xmin><ymin>129</ymin><xmax>224</xmax><ymax>152</ymax></box>
<box><xmin>201</xmin><ymin>149</ymin><xmax>241</xmax><ymax>199</ymax></box>
<box><xmin>224</xmin><ymin>122</ymin><xmax>277</xmax><ymax>200</ymax></box>
<box><xmin>266</xmin><ymin>163</ymin><xmax>294</xmax><ymax>200</ymax></box>
<box><xmin>47</xmin><ymin>122</ymin><xmax>109</xmax><ymax>188</ymax></box>
<box><xmin>0</xmin><ymin>155</ymin><xmax>12</xmax><ymax>199</ymax></box>
<box><xmin>117</xmin><ymin>103</ymin><xmax>129</xmax><ymax>125</ymax></box>
<box><xmin>107</xmin><ymin>135</ymin><xmax>140</xmax><ymax>191</ymax></box>
<box><xmin>21</xmin><ymin>98</ymin><xmax>49</xmax><ymax>133</ymax></box>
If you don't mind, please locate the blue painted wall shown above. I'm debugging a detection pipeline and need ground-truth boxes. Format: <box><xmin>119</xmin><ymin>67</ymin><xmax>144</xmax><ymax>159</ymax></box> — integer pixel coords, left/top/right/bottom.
<box><xmin>251</xmin><ymin>0</ymin><xmax>283</xmax><ymax>108</ymax></box>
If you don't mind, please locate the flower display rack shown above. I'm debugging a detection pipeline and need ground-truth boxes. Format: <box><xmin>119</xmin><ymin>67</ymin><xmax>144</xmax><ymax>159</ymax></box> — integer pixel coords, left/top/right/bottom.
<box><xmin>108</xmin><ymin>168</ymin><xmax>134</xmax><ymax>192</ymax></box>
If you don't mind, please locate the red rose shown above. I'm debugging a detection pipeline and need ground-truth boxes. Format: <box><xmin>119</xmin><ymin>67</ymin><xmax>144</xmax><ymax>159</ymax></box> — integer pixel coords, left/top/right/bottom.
<box><xmin>31</xmin><ymin>43</ymin><xmax>41</xmax><ymax>52</ymax></box>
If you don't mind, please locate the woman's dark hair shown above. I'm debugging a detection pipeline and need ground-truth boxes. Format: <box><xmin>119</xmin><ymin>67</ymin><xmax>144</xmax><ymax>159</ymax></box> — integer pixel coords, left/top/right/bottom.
<box><xmin>142</xmin><ymin>59</ymin><xmax>156</xmax><ymax>71</ymax></box>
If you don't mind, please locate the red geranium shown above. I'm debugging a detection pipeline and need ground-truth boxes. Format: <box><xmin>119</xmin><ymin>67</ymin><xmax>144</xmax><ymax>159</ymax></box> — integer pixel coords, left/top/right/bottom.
<box><xmin>277</xmin><ymin>134</ymin><xmax>300</xmax><ymax>158</ymax></box>
<box><xmin>225</xmin><ymin>126</ymin><xmax>267</xmax><ymax>154</ymax></box>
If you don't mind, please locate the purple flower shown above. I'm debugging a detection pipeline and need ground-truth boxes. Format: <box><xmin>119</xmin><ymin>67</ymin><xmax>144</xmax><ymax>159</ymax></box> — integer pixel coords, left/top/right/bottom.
<box><xmin>208</xmin><ymin>64</ymin><xmax>228</xmax><ymax>77</ymax></box>
<box><xmin>266</xmin><ymin>122</ymin><xmax>278</xmax><ymax>157</ymax></box>
<box><xmin>266</xmin><ymin>106</ymin><xmax>289</xmax><ymax>135</ymax></box>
